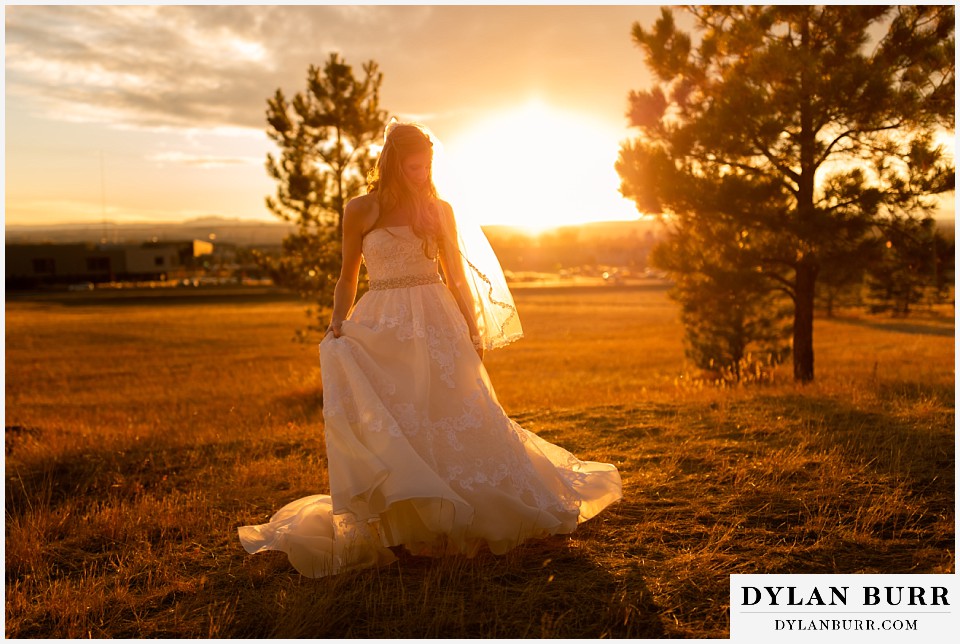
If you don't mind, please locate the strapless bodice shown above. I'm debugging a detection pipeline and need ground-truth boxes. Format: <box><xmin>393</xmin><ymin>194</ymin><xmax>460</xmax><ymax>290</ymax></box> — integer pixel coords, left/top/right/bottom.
<box><xmin>362</xmin><ymin>226</ymin><xmax>440</xmax><ymax>283</ymax></box>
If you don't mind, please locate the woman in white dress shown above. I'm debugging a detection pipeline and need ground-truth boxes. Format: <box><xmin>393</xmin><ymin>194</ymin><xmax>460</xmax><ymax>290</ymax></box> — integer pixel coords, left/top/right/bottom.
<box><xmin>238</xmin><ymin>122</ymin><xmax>622</xmax><ymax>577</ymax></box>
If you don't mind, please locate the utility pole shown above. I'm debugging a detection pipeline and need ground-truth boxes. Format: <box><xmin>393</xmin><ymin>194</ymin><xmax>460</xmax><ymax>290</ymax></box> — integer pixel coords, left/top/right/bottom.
<box><xmin>100</xmin><ymin>150</ymin><xmax>108</xmax><ymax>244</ymax></box>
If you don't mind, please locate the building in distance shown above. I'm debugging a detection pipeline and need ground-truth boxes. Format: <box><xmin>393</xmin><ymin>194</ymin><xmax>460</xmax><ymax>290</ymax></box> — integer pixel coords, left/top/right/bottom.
<box><xmin>5</xmin><ymin>240</ymin><xmax>214</xmax><ymax>290</ymax></box>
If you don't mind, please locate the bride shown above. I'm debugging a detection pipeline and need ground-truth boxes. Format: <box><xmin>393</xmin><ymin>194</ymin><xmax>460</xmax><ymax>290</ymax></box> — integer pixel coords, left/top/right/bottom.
<box><xmin>238</xmin><ymin>122</ymin><xmax>622</xmax><ymax>577</ymax></box>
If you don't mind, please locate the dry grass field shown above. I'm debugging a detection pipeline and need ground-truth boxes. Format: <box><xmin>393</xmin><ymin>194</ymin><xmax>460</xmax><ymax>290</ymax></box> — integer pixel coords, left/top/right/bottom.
<box><xmin>4</xmin><ymin>284</ymin><xmax>954</xmax><ymax>638</ymax></box>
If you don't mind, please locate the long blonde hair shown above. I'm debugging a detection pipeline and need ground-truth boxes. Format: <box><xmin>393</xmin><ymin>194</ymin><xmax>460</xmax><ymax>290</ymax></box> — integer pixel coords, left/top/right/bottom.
<box><xmin>367</xmin><ymin>123</ymin><xmax>441</xmax><ymax>257</ymax></box>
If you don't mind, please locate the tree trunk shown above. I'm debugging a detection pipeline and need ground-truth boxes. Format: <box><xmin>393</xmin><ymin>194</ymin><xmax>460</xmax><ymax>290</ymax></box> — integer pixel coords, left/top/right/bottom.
<box><xmin>793</xmin><ymin>13</ymin><xmax>817</xmax><ymax>384</ymax></box>
<box><xmin>335</xmin><ymin>169</ymin><xmax>344</xmax><ymax>238</ymax></box>
<box><xmin>793</xmin><ymin>259</ymin><xmax>817</xmax><ymax>382</ymax></box>
<box><xmin>335</xmin><ymin>126</ymin><xmax>345</xmax><ymax>238</ymax></box>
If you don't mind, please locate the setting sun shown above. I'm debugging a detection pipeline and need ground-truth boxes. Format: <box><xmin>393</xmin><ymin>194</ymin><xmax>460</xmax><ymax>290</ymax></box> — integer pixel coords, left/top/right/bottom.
<box><xmin>434</xmin><ymin>100</ymin><xmax>641</xmax><ymax>233</ymax></box>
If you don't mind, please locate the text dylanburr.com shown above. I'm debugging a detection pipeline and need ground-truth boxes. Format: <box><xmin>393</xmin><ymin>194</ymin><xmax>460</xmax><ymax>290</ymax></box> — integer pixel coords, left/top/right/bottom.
<box><xmin>730</xmin><ymin>574</ymin><xmax>957</xmax><ymax>642</ymax></box>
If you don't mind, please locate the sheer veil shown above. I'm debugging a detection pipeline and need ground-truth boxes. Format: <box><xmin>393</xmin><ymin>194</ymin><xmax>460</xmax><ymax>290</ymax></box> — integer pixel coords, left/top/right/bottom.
<box><xmin>397</xmin><ymin>120</ymin><xmax>523</xmax><ymax>350</ymax></box>
<box><xmin>436</xmin><ymin>199</ymin><xmax>524</xmax><ymax>351</ymax></box>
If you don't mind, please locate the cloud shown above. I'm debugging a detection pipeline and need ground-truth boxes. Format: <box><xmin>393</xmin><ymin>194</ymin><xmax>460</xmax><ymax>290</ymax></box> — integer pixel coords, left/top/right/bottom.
<box><xmin>5</xmin><ymin>5</ymin><xmax>328</xmax><ymax>130</ymax></box>
<box><xmin>5</xmin><ymin>5</ymin><xmax>659</xmax><ymax>135</ymax></box>
<box><xmin>5</xmin><ymin>5</ymin><xmax>448</xmax><ymax>132</ymax></box>
<box><xmin>147</xmin><ymin>151</ymin><xmax>263</xmax><ymax>169</ymax></box>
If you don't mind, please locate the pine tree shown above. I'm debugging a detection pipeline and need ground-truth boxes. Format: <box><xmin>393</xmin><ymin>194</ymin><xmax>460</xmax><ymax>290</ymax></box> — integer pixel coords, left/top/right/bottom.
<box><xmin>258</xmin><ymin>53</ymin><xmax>388</xmax><ymax>336</ymax></box>
<box><xmin>649</xmin><ymin>178</ymin><xmax>793</xmax><ymax>383</ymax></box>
<box><xmin>866</xmin><ymin>215</ymin><xmax>941</xmax><ymax>316</ymax></box>
<box><xmin>617</xmin><ymin>6</ymin><xmax>954</xmax><ymax>382</ymax></box>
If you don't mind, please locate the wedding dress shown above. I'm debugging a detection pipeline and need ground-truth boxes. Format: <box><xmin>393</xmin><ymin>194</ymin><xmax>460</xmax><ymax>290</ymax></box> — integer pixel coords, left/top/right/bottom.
<box><xmin>238</xmin><ymin>225</ymin><xmax>622</xmax><ymax>577</ymax></box>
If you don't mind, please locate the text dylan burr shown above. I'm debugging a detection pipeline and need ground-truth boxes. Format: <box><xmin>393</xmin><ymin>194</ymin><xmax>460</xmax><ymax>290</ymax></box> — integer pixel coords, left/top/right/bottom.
<box><xmin>741</xmin><ymin>586</ymin><xmax>949</xmax><ymax>607</ymax></box>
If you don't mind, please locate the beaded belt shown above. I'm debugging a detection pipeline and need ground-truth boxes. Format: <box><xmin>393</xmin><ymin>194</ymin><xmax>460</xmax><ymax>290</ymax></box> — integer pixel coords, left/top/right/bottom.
<box><xmin>369</xmin><ymin>273</ymin><xmax>443</xmax><ymax>291</ymax></box>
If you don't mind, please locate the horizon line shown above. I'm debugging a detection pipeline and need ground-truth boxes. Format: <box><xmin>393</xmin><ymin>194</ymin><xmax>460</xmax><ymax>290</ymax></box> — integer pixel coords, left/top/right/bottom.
<box><xmin>4</xmin><ymin>215</ymin><xmax>661</xmax><ymax>230</ymax></box>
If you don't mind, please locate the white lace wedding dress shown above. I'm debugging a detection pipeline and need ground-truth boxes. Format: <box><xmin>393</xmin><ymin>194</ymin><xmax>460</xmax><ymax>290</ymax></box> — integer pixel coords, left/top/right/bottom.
<box><xmin>238</xmin><ymin>225</ymin><xmax>622</xmax><ymax>577</ymax></box>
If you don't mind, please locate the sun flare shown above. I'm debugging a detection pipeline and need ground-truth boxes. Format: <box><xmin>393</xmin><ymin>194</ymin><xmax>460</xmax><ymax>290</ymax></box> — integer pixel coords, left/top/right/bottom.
<box><xmin>434</xmin><ymin>100</ymin><xmax>640</xmax><ymax>233</ymax></box>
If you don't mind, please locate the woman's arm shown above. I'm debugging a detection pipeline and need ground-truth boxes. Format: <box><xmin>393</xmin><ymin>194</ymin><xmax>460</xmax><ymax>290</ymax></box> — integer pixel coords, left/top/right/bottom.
<box><xmin>327</xmin><ymin>198</ymin><xmax>371</xmax><ymax>337</ymax></box>
<box><xmin>437</xmin><ymin>201</ymin><xmax>484</xmax><ymax>360</ymax></box>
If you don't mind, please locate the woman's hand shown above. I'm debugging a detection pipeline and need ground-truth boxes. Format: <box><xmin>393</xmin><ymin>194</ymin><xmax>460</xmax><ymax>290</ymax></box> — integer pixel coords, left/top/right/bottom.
<box><xmin>326</xmin><ymin>319</ymin><xmax>344</xmax><ymax>338</ymax></box>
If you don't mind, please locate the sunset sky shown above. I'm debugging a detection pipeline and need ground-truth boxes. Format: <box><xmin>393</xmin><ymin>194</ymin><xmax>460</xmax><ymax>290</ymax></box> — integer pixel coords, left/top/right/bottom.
<box><xmin>4</xmin><ymin>3</ymin><xmax>680</xmax><ymax>231</ymax></box>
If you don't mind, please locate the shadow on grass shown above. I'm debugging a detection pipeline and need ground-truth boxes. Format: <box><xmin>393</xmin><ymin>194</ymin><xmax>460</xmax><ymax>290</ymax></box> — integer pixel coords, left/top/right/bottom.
<box><xmin>224</xmin><ymin>529</ymin><xmax>664</xmax><ymax>638</ymax></box>
<box><xmin>700</xmin><ymin>388</ymin><xmax>953</xmax><ymax>574</ymax></box>
<box><xmin>826</xmin><ymin>314</ymin><xmax>955</xmax><ymax>337</ymax></box>
<box><xmin>750</xmin><ymin>386</ymin><xmax>953</xmax><ymax>488</ymax></box>
<box><xmin>5</xmin><ymin>435</ymin><xmax>323</xmax><ymax>519</ymax></box>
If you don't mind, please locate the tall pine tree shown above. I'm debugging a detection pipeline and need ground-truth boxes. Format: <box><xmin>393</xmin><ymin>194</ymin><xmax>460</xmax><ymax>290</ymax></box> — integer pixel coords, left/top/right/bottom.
<box><xmin>259</xmin><ymin>53</ymin><xmax>388</xmax><ymax>336</ymax></box>
<box><xmin>617</xmin><ymin>6</ymin><xmax>954</xmax><ymax>382</ymax></box>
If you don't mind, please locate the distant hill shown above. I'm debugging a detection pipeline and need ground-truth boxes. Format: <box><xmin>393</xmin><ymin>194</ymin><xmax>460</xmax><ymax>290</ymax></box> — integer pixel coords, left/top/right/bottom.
<box><xmin>6</xmin><ymin>216</ymin><xmax>663</xmax><ymax>247</ymax></box>
<box><xmin>484</xmin><ymin>218</ymin><xmax>664</xmax><ymax>241</ymax></box>
<box><xmin>6</xmin><ymin>214</ymin><xmax>949</xmax><ymax>247</ymax></box>
<box><xmin>5</xmin><ymin>216</ymin><xmax>296</xmax><ymax>246</ymax></box>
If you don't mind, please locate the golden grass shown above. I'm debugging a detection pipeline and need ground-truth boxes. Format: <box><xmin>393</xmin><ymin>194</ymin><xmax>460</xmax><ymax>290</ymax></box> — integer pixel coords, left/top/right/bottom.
<box><xmin>4</xmin><ymin>286</ymin><xmax>954</xmax><ymax>638</ymax></box>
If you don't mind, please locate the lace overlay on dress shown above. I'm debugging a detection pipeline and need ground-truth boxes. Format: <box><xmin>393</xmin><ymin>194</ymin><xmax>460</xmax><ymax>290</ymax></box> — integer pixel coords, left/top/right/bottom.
<box><xmin>362</xmin><ymin>226</ymin><xmax>439</xmax><ymax>284</ymax></box>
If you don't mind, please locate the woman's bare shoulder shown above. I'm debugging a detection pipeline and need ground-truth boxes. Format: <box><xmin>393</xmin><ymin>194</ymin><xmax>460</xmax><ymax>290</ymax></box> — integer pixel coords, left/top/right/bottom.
<box><xmin>344</xmin><ymin>194</ymin><xmax>379</xmax><ymax>233</ymax></box>
<box><xmin>436</xmin><ymin>198</ymin><xmax>455</xmax><ymax>222</ymax></box>
<box><xmin>437</xmin><ymin>198</ymin><xmax>454</xmax><ymax>212</ymax></box>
